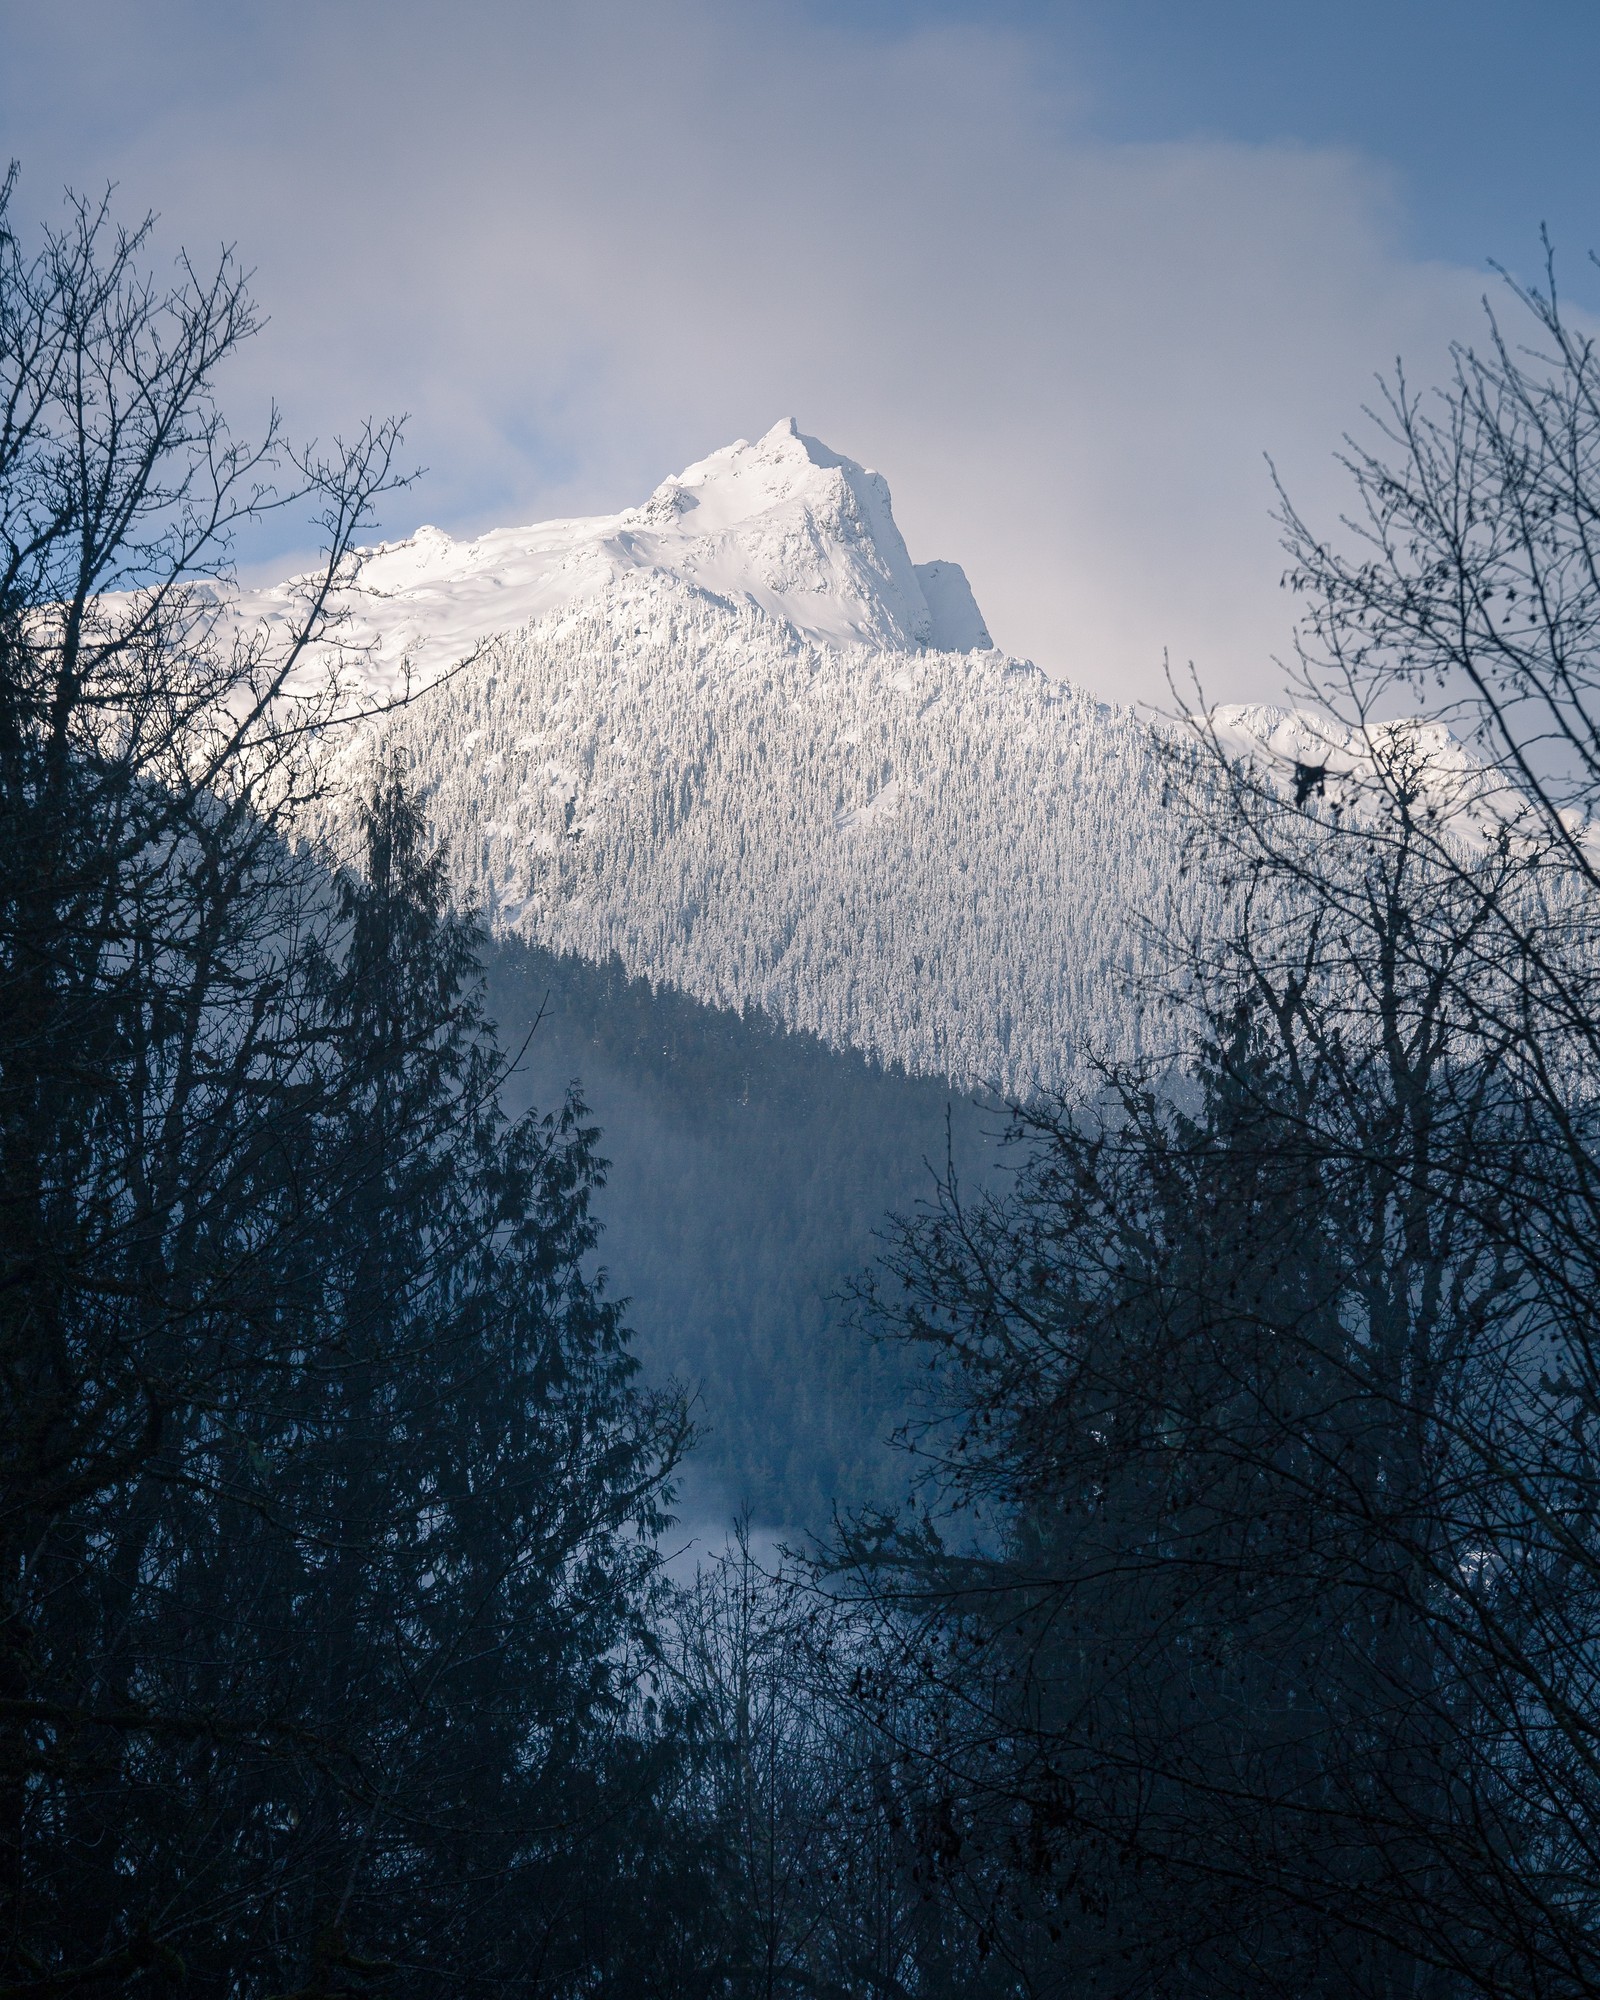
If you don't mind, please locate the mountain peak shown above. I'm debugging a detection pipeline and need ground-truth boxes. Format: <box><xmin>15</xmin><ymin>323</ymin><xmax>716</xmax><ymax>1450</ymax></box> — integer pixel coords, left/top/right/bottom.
<box><xmin>252</xmin><ymin>424</ymin><xmax>992</xmax><ymax>696</ymax></box>
<box><xmin>622</xmin><ymin>419</ymin><xmax>988</xmax><ymax>654</ymax></box>
<box><xmin>634</xmin><ymin>417</ymin><xmax>860</xmax><ymax>532</ymax></box>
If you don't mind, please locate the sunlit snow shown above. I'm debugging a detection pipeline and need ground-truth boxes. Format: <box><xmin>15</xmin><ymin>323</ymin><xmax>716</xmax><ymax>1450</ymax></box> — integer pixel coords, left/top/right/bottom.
<box><xmin>245</xmin><ymin>419</ymin><xmax>991</xmax><ymax>700</ymax></box>
<box><xmin>263</xmin><ymin>423</ymin><xmax>1493</xmax><ymax>1093</ymax></box>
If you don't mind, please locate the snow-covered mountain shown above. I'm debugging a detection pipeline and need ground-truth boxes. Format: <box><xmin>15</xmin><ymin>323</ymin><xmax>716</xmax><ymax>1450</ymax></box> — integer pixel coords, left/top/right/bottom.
<box><xmin>288</xmin><ymin>421</ymin><xmax>1210</xmax><ymax>1093</ymax></box>
<box><xmin>252</xmin><ymin>420</ymin><xmax>990</xmax><ymax>701</ymax></box>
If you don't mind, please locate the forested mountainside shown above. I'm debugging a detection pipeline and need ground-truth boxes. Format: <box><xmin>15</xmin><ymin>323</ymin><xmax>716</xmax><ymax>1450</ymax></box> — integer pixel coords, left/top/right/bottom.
<box><xmin>483</xmin><ymin>937</ymin><xmax>996</xmax><ymax>1525</ymax></box>
<box><xmin>348</xmin><ymin>573</ymin><xmax>1203</xmax><ymax>1095</ymax></box>
<box><xmin>298</xmin><ymin>423</ymin><xmax>1224</xmax><ymax>1519</ymax></box>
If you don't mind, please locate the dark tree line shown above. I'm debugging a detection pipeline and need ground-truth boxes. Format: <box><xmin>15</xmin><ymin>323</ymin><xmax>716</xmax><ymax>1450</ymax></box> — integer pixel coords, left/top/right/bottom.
<box><xmin>0</xmin><ymin>176</ymin><xmax>727</xmax><ymax>1994</ymax></box>
<box><xmin>803</xmin><ymin>256</ymin><xmax>1600</xmax><ymax>2000</ymax></box>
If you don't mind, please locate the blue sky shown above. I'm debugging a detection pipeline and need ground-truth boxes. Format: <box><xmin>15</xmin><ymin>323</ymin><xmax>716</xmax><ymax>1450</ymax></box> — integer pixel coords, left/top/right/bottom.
<box><xmin>812</xmin><ymin>0</ymin><xmax>1600</xmax><ymax>280</ymax></box>
<box><xmin>1</xmin><ymin>0</ymin><xmax>1591</xmax><ymax>704</ymax></box>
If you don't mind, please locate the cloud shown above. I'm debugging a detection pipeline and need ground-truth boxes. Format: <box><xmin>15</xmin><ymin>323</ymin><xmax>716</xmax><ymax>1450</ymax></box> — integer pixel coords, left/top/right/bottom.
<box><xmin>2</xmin><ymin>0</ymin><xmax>1494</xmax><ymax>705</ymax></box>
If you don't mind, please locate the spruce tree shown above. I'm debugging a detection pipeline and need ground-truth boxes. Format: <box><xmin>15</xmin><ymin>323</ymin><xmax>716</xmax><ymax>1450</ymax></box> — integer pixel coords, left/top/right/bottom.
<box><xmin>114</xmin><ymin>761</ymin><xmax>711</xmax><ymax>1992</ymax></box>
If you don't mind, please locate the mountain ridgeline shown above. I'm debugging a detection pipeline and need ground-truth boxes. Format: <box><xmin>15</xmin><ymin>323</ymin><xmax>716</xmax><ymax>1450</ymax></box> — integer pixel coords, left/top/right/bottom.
<box><xmin>371</xmin><ymin>586</ymin><xmax>1192</xmax><ymax>1095</ymax></box>
<box><xmin>302</xmin><ymin>422</ymin><xmax>1214</xmax><ymax>1097</ymax></box>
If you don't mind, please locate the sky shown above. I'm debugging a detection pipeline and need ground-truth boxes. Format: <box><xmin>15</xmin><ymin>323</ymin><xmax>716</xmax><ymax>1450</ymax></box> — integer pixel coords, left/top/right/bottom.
<box><xmin>2</xmin><ymin>0</ymin><xmax>1596</xmax><ymax>708</ymax></box>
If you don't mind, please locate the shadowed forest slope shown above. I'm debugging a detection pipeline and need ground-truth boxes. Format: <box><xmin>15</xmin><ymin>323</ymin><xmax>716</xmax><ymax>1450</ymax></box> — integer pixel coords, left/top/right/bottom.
<box><xmin>485</xmin><ymin>938</ymin><xmax>997</xmax><ymax>1524</ymax></box>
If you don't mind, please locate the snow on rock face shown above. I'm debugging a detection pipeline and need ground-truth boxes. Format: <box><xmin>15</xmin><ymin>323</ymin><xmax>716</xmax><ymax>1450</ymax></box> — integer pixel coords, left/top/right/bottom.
<box><xmin>277</xmin><ymin>422</ymin><xmax>1206</xmax><ymax>1091</ymax></box>
<box><xmin>246</xmin><ymin>419</ymin><xmax>993</xmax><ymax>698</ymax></box>
<box><xmin>267</xmin><ymin>418</ymin><xmax>1497</xmax><ymax>1093</ymax></box>
<box><xmin>636</xmin><ymin>419</ymin><xmax>938</xmax><ymax>651</ymax></box>
<box><xmin>914</xmin><ymin>560</ymin><xmax>992</xmax><ymax>652</ymax></box>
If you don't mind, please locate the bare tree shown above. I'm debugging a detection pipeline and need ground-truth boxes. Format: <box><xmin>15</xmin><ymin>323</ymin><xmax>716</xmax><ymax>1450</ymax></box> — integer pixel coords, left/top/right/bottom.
<box><xmin>1279</xmin><ymin>243</ymin><xmax>1600</xmax><ymax>871</ymax></box>
<box><xmin>825</xmin><ymin>257</ymin><xmax>1600</xmax><ymax>2000</ymax></box>
<box><xmin>0</xmin><ymin>168</ymin><xmax>409</xmax><ymax>1984</ymax></box>
<box><xmin>666</xmin><ymin>1520</ymin><xmax>998</xmax><ymax>2000</ymax></box>
<box><xmin>0</xmin><ymin>173</ymin><xmax>727</xmax><ymax>1996</ymax></box>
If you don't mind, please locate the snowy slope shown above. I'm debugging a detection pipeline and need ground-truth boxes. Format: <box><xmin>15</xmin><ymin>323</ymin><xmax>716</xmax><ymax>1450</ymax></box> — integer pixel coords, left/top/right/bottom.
<box><xmin>1207</xmin><ymin>702</ymin><xmax>1567</xmax><ymax>853</ymax></box>
<box><xmin>250</xmin><ymin>419</ymin><xmax>990</xmax><ymax>701</ymax></box>
<box><xmin>346</xmin><ymin>579</ymin><xmax>1196</xmax><ymax>1092</ymax></box>
<box><xmin>293</xmin><ymin>422</ymin><xmax>1214</xmax><ymax>1092</ymax></box>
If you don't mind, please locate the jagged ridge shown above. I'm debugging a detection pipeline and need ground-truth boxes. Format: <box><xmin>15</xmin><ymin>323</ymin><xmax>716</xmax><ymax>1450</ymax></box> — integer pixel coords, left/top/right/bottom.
<box><xmin>254</xmin><ymin>419</ymin><xmax>991</xmax><ymax>700</ymax></box>
<box><xmin>286</xmin><ymin>422</ymin><xmax>1232</xmax><ymax>1091</ymax></box>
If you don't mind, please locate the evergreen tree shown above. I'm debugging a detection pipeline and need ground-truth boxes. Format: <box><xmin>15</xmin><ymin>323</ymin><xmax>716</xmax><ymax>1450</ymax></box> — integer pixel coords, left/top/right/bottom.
<box><xmin>247</xmin><ymin>761</ymin><xmax>700</xmax><ymax>1991</ymax></box>
<box><xmin>0</xmin><ymin>180</ymin><xmax>724</xmax><ymax>1996</ymax></box>
<box><xmin>0</xmin><ymin>173</ymin><xmax>404</xmax><ymax>1986</ymax></box>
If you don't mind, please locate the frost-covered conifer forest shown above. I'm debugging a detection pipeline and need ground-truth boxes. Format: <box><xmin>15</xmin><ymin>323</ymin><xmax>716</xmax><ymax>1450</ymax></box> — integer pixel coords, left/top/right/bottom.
<box><xmin>290</xmin><ymin>414</ymin><xmax>1213</xmax><ymax>1098</ymax></box>
<box><xmin>380</xmin><ymin>597</ymin><xmax>1172</xmax><ymax>1092</ymax></box>
<box><xmin>12</xmin><ymin>170</ymin><xmax>1600</xmax><ymax>2000</ymax></box>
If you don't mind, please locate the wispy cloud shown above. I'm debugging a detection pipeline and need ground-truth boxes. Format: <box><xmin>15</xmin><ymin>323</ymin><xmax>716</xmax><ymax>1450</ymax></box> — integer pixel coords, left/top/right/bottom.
<box><xmin>3</xmin><ymin>0</ymin><xmax>1496</xmax><ymax>704</ymax></box>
